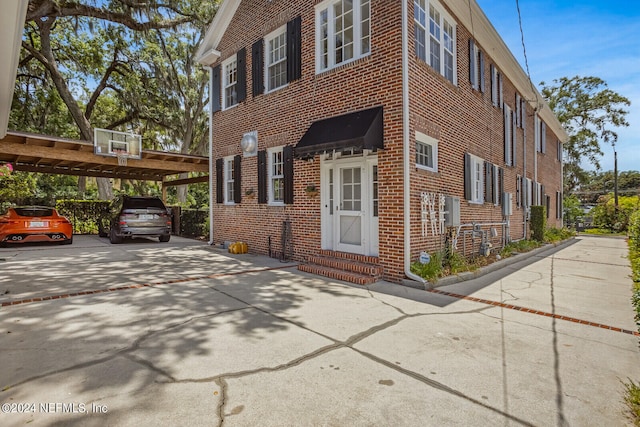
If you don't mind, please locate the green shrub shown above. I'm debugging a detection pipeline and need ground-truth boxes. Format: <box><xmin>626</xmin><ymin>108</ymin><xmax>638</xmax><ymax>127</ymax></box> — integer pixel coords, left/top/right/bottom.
<box><xmin>593</xmin><ymin>194</ymin><xmax>640</xmax><ymax>232</ymax></box>
<box><xmin>180</xmin><ymin>209</ymin><xmax>208</xmax><ymax>239</ymax></box>
<box><xmin>500</xmin><ymin>239</ymin><xmax>542</xmax><ymax>258</ymax></box>
<box><xmin>56</xmin><ymin>200</ymin><xmax>111</xmax><ymax>234</ymax></box>
<box><xmin>530</xmin><ymin>205</ymin><xmax>546</xmax><ymax>242</ymax></box>
<box><xmin>410</xmin><ymin>251</ymin><xmax>444</xmax><ymax>282</ymax></box>
<box><xmin>544</xmin><ymin>227</ymin><xmax>575</xmax><ymax>243</ymax></box>
<box><xmin>624</xmin><ymin>379</ymin><xmax>640</xmax><ymax>426</ymax></box>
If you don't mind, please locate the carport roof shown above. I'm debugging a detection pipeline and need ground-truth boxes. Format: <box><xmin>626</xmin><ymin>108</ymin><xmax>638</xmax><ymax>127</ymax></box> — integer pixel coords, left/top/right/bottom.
<box><xmin>0</xmin><ymin>131</ymin><xmax>209</xmax><ymax>183</ymax></box>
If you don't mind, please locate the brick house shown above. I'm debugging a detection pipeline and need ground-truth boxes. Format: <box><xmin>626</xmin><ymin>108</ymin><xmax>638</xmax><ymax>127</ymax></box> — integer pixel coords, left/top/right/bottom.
<box><xmin>196</xmin><ymin>0</ymin><xmax>567</xmax><ymax>285</ymax></box>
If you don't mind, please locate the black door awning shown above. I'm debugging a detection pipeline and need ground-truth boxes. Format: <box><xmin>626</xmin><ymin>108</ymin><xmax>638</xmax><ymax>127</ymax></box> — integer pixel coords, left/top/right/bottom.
<box><xmin>294</xmin><ymin>106</ymin><xmax>383</xmax><ymax>159</ymax></box>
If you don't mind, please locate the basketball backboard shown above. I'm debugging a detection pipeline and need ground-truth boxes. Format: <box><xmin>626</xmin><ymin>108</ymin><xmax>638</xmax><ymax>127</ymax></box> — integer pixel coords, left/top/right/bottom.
<box><xmin>94</xmin><ymin>128</ymin><xmax>142</xmax><ymax>160</ymax></box>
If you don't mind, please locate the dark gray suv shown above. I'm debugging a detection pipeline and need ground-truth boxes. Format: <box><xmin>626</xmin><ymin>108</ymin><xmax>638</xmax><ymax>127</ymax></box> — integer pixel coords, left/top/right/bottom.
<box><xmin>104</xmin><ymin>196</ymin><xmax>171</xmax><ymax>244</ymax></box>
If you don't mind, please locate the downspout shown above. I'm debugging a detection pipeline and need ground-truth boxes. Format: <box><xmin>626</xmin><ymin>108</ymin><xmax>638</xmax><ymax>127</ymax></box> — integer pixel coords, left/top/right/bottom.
<box><xmin>402</xmin><ymin>0</ymin><xmax>427</xmax><ymax>287</ymax></box>
<box><xmin>205</xmin><ymin>66</ymin><xmax>215</xmax><ymax>246</ymax></box>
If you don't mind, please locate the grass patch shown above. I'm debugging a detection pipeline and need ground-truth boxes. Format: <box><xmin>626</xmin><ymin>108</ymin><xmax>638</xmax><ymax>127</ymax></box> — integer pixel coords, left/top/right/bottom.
<box><xmin>582</xmin><ymin>228</ymin><xmax>626</xmax><ymax>236</ymax></box>
<box><xmin>499</xmin><ymin>239</ymin><xmax>541</xmax><ymax>258</ymax></box>
<box><xmin>624</xmin><ymin>379</ymin><xmax>640</xmax><ymax>425</ymax></box>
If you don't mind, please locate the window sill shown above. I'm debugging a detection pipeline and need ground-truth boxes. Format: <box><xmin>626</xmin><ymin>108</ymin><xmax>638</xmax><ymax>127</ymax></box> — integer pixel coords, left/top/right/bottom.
<box><xmin>416</xmin><ymin>164</ymin><xmax>438</xmax><ymax>174</ymax></box>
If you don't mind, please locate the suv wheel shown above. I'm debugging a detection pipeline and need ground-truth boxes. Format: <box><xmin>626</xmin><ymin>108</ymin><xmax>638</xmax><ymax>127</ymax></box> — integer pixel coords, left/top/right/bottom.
<box><xmin>109</xmin><ymin>228</ymin><xmax>123</xmax><ymax>244</ymax></box>
<box><xmin>159</xmin><ymin>234</ymin><xmax>170</xmax><ymax>243</ymax></box>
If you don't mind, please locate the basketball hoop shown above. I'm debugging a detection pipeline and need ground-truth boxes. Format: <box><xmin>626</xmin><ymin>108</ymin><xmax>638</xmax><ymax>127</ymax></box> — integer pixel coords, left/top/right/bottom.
<box><xmin>116</xmin><ymin>152</ymin><xmax>128</xmax><ymax>166</ymax></box>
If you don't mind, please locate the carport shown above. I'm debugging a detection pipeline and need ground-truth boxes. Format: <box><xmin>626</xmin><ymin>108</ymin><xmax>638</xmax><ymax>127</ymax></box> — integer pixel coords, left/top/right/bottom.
<box><xmin>0</xmin><ymin>131</ymin><xmax>209</xmax><ymax>195</ymax></box>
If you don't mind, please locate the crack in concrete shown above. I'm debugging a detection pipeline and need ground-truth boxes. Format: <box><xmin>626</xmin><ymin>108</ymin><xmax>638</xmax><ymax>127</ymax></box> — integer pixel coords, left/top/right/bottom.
<box><xmin>351</xmin><ymin>347</ymin><xmax>535</xmax><ymax>426</ymax></box>
<box><xmin>1</xmin><ymin>307</ymin><xmax>250</xmax><ymax>391</ymax></box>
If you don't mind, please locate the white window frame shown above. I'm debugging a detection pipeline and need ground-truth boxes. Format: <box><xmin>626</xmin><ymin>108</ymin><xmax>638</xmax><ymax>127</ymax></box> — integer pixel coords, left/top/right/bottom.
<box><xmin>268</xmin><ymin>146</ymin><xmax>285</xmax><ymax>205</ymax></box>
<box><xmin>265</xmin><ymin>26</ymin><xmax>288</xmax><ymax>93</ymax></box>
<box><xmin>415</xmin><ymin>131</ymin><xmax>438</xmax><ymax>172</ymax></box>
<box><xmin>469</xmin><ymin>154</ymin><xmax>484</xmax><ymax>204</ymax></box>
<box><xmin>414</xmin><ymin>0</ymin><xmax>457</xmax><ymax>85</ymax></box>
<box><xmin>224</xmin><ymin>155</ymin><xmax>235</xmax><ymax>204</ymax></box>
<box><xmin>315</xmin><ymin>0</ymin><xmax>371</xmax><ymax>73</ymax></box>
<box><xmin>222</xmin><ymin>55</ymin><xmax>238</xmax><ymax>110</ymax></box>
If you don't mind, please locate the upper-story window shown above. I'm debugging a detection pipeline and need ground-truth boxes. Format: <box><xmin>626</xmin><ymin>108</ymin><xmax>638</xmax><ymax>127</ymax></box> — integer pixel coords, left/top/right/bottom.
<box><xmin>316</xmin><ymin>0</ymin><xmax>371</xmax><ymax>73</ymax></box>
<box><xmin>266</xmin><ymin>27</ymin><xmax>287</xmax><ymax>92</ymax></box>
<box><xmin>414</xmin><ymin>0</ymin><xmax>456</xmax><ymax>84</ymax></box>
<box><xmin>222</xmin><ymin>55</ymin><xmax>238</xmax><ymax>109</ymax></box>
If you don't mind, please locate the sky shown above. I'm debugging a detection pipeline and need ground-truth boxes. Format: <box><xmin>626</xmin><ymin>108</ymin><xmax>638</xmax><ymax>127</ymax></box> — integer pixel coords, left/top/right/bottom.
<box><xmin>476</xmin><ymin>0</ymin><xmax>640</xmax><ymax>173</ymax></box>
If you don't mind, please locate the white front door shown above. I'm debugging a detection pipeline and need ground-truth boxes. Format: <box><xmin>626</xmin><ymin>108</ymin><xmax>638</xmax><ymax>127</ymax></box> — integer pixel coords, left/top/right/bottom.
<box><xmin>336</xmin><ymin>165</ymin><xmax>364</xmax><ymax>253</ymax></box>
<box><xmin>321</xmin><ymin>155</ymin><xmax>378</xmax><ymax>256</ymax></box>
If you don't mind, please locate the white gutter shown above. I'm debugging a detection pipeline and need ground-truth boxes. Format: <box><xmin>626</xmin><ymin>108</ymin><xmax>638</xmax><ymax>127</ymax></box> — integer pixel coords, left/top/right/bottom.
<box><xmin>402</xmin><ymin>0</ymin><xmax>427</xmax><ymax>287</ymax></box>
<box><xmin>205</xmin><ymin>66</ymin><xmax>215</xmax><ymax>246</ymax></box>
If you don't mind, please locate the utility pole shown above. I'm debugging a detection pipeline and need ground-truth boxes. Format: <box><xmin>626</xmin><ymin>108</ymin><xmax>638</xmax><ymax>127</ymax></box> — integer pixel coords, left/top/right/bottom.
<box><xmin>614</xmin><ymin>148</ymin><xmax>619</xmax><ymax>209</ymax></box>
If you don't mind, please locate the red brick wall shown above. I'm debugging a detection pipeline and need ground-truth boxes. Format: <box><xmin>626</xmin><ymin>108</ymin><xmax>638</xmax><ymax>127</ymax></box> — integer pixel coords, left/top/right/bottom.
<box><xmin>208</xmin><ymin>0</ymin><xmax>563</xmax><ymax>283</ymax></box>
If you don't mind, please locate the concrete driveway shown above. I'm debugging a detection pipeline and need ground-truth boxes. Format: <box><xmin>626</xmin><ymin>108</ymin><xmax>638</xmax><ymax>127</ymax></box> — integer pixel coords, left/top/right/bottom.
<box><xmin>0</xmin><ymin>235</ymin><xmax>638</xmax><ymax>426</ymax></box>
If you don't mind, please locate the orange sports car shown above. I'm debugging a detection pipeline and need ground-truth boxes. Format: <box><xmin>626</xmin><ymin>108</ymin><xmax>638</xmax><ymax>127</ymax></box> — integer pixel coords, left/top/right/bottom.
<box><xmin>0</xmin><ymin>206</ymin><xmax>73</xmax><ymax>246</ymax></box>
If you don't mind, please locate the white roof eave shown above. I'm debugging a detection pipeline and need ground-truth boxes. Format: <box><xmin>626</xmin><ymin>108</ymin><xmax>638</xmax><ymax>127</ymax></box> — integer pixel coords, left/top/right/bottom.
<box><xmin>0</xmin><ymin>1</ymin><xmax>28</xmax><ymax>139</ymax></box>
<box><xmin>196</xmin><ymin>0</ymin><xmax>241</xmax><ymax>65</ymax></box>
<box><xmin>447</xmin><ymin>0</ymin><xmax>568</xmax><ymax>142</ymax></box>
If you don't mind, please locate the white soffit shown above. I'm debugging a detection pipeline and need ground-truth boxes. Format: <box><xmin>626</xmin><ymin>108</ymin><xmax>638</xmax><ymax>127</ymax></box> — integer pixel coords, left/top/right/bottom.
<box><xmin>196</xmin><ymin>0</ymin><xmax>240</xmax><ymax>65</ymax></box>
<box><xmin>0</xmin><ymin>1</ymin><xmax>28</xmax><ymax>139</ymax></box>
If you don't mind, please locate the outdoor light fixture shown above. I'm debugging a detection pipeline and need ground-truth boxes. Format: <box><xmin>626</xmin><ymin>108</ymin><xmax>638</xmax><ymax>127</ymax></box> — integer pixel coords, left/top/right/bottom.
<box><xmin>241</xmin><ymin>131</ymin><xmax>258</xmax><ymax>157</ymax></box>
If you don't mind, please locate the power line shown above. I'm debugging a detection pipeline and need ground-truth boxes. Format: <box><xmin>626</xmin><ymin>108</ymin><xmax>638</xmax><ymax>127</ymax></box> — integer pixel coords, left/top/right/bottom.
<box><xmin>515</xmin><ymin>0</ymin><xmax>542</xmax><ymax>112</ymax></box>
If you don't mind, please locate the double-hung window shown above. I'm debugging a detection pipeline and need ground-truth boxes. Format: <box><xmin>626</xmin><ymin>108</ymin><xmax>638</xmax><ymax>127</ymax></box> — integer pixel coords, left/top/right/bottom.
<box><xmin>316</xmin><ymin>0</ymin><xmax>371</xmax><ymax>73</ymax></box>
<box><xmin>266</xmin><ymin>27</ymin><xmax>287</xmax><ymax>92</ymax></box>
<box><xmin>222</xmin><ymin>55</ymin><xmax>238</xmax><ymax>109</ymax></box>
<box><xmin>464</xmin><ymin>153</ymin><xmax>484</xmax><ymax>204</ymax></box>
<box><xmin>415</xmin><ymin>131</ymin><xmax>438</xmax><ymax>172</ymax></box>
<box><xmin>414</xmin><ymin>0</ymin><xmax>456</xmax><ymax>84</ymax></box>
<box><xmin>224</xmin><ymin>156</ymin><xmax>235</xmax><ymax>204</ymax></box>
<box><xmin>268</xmin><ymin>147</ymin><xmax>285</xmax><ymax>204</ymax></box>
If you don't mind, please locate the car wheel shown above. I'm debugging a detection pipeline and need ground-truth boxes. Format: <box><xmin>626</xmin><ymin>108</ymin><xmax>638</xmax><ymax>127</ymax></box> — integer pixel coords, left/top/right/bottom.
<box><xmin>62</xmin><ymin>236</ymin><xmax>73</xmax><ymax>245</ymax></box>
<box><xmin>109</xmin><ymin>228</ymin><xmax>123</xmax><ymax>244</ymax></box>
<box><xmin>159</xmin><ymin>234</ymin><xmax>170</xmax><ymax>243</ymax></box>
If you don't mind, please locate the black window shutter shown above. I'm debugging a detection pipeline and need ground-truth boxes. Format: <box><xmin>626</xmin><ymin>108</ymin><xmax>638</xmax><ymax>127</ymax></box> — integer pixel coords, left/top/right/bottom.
<box><xmin>233</xmin><ymin>155</ymin><xmax>242</xmax><ymax>203</ymax></box>
<box><xmin>516</xmin><ymin>175</ymin><xmax>521</xmax><ymax>208</ymax></box>
<box><xmin>515</xmin><ymin>94</ymin><xmax>521</xmax><ymax>127</ymax></box>
<box><xmin>512</xmin><ymin>109</ymin><xmax>517</xmax><ymax>167</ymax></box>
<box><xmin>216</xmin><ymin>158</ymin><xmax>223</xmax><ymax>203</ymax></box>
<box><xmin>541</xmin><ymin>121</ymin><xmax>547</xmax><ymax>153</ymax></box>
<box><xmin>252</xmin><ymin>40</ymin><xmax>264</xmax><ymax>97</ymax></box>
<box><xmin>287</xmin><ymin>16</ymin><xmax>302</xmax><ymax>82</ymax></box>
<box><xmin>484</xmin><ymin>161</ymin><xmax>492</xmax><ymax>203</ymax></box>
<box><xmin>283</xmin><ymin>146</ymin><xmax>294</xmax><ymax>204</ymax></box>
<box><xmin>257</xmin><ymin>150</ymin><xmax>267</xmax><ymax>203</ymax></box>
<box><xmin>478</xmin><ymin>50</ymin><xmax>485</xmax><ymax>92</ymax></box>
<box><xmin>464</xmin><ymin>153</ymin><xmax>472</xmax><ymax>201</ymax></box>
<box><xmin>468</xmin><ymin>39</ymin><xmax>476</xmax><ymax>89</ymax></box>
<box><xmin>236</xmin><ymin>48</ymin><xmax>247</xmax><ymax>103</ymax></box>
<box><xmin>212</xmin><ymin>65</ymin><xmax>221</xmax><ymax>113</ymax></box>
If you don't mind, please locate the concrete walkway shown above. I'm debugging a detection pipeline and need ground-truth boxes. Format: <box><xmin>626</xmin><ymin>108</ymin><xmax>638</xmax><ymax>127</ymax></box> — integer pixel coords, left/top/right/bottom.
<box><xmin>0</xmin><ymin>235</ymin><xmax>638</xmax><ymax>426</ymax></box>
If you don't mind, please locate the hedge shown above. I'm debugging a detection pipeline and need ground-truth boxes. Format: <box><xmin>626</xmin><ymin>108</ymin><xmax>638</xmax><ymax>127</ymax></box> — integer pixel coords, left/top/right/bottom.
<box><xmin>56</xmin><ymin>200</ymin><xmax>110</xmax><ymax>234</ymax></box>
<box><xmin>530</xmin><ymin>205</ymin><xmax>546</xmax><ymax>242</ymax></box>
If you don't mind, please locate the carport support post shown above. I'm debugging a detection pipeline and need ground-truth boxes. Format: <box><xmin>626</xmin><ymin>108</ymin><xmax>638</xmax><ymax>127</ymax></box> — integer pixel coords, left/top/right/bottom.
<box><xmin>162</xmin><ymin>177</ymin><xmax>167</xmax><ymax>203</ymax></box>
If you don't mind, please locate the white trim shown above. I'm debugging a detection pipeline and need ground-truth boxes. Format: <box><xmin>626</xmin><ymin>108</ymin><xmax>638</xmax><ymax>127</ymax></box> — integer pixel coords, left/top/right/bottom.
<box><xmin>221</xmin><ymin>55</ymin><xmax>238</xmax><ymax>110</ymax></box>
<box><xmin>267</xmin><ymin>146</ymin><xmax>285</xmax><ymax>205</ymax></box>
<box><xmin>315</xmin><ymin>0</ymin><xmax>372</xmax><ymax>74</ymax></box>
<box><xmin>415</xmin><ymin>131</ymin><xmax>438</xmax><ymax>172</ymax></box>
<box><xmin>414</xmin><ymin>0</ymin><xmax>457</xmax><ymax>85</ymax></box>
<box><xmin>196</xmin><ymin>0</ymin><xmax>241</xmax><ymax>63</ymax></box>
<box><xmin>223</xmin><ymin>155</ymin><xmax>235</xmax><ymax>205</ymax></box>
<box><xmin>468</xmin><ymin>154</ymin><xmax>484</xmax><ymax>204</ymax></box>
<box><xmin>264</xmin><ymin>26</ymin><xmax>288</xmax><ymax>93</ymax></box>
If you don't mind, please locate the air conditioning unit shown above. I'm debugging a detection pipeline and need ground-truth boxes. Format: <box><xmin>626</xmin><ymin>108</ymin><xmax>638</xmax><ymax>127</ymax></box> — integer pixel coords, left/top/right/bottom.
<box><xmin>502</xmin><ymin>192</ymin><xmax>513</xmax><ymax>216</ymax></box>
<box><xmin>444</xmin><ymin>196</ymin><xmax>460</xmax><ymax>227</ymax></box>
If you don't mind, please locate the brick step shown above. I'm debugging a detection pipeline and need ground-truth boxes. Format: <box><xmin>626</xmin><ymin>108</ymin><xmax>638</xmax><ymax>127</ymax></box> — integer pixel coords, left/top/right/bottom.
<box><xmin>306</xmin><ymin>255</ymin><xmax>383</xmax><ymax>278</ymax></box>
<box><xmin>298</xmin><ymin>264</ymin><xmax>378</xmax><ymax>286</ymax></box>
<box><xmin>318</xmin><ymin>250</ymin><xmax>379</xmax><ymax>265</ymax></box>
